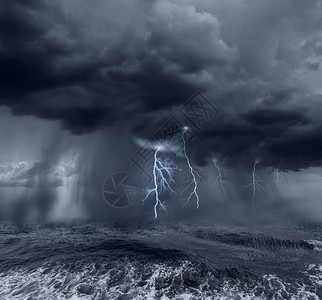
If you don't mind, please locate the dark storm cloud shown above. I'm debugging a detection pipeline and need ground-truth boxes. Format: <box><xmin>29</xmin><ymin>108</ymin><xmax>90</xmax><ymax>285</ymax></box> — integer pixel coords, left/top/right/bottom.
<box><xmin>1</xmin><ymin>0</ymin><xmax>322</xmax><ymax>170</ymax></box>
<box><xmin>0</xmin><ymin>0</ymin><xmax>236</xmax><ymax>133</ymax></box>
<box><xmin>192</xmin><ymin>105</ymin><xmax>319</xmax><ymax>170</ymax></box>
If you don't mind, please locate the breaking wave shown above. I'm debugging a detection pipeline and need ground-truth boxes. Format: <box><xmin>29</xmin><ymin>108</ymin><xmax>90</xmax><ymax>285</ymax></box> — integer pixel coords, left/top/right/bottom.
<box><xmin>0</xmin><ymin>223</ymin><xmax>321</xmax><ymax>299</ymax></box>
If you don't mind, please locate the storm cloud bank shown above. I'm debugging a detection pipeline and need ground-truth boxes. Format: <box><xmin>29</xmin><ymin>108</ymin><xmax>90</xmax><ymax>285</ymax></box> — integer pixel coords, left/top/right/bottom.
<box><xmin>1</xmin><ymin>0</ymin><xmax>322</xmax><ymax>172</ymax></box>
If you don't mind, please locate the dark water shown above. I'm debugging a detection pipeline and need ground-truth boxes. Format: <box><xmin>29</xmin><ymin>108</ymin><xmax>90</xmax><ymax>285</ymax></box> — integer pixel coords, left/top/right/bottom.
<box><xmin>0</xmin><ymin>221</ymin><xmax>321</xmax><ymax>299</ymax></box>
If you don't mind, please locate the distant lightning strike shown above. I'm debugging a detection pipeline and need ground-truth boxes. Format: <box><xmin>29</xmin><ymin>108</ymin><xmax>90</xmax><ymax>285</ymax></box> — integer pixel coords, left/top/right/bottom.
<box><xmin>241</xmin><ymin>160</ymin><xmax>265</xmax><ymax>207</ymax></box>
<box><xmin>273</xmin><ymin>164</ymin><xmax>292</xmax><ymax>192</ymax></box>
<box><xmin>214</xmin><ymin>161</ymin><xmax>226</xmax><ymax>196</ymax></box>
<box><xmin>274</xmin><ymin>161</ymin><xmax>282</xmax><ymax>192</ymax></box>
<box><xmin>251</xmin><ymin>160</ymin><xmax>259</xmax><ymax>206</ymax></box>
<box><xmin>143</xmin><ymin>148</ymin><xmax>177</xmax><ymax>218</ymax></box>
<box><xmin>275</xmin><ymin>168</ymin><xmax>280</xmax><ymax>192</ymax></box>
<box><xmin>181</xmin><ymin>127</ymin><xmax>200</xmax><ymax>209</ymax></box>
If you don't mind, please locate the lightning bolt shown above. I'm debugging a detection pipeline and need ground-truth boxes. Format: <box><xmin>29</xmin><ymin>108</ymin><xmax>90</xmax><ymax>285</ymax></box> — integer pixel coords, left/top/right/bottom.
<box><xmin>251</xmin><ymin>160</ymin><xmax>259</xmax><ymax>206</ymax></box>
<box><xmin>181</xmin><ymin>127</ymin><xmax>200</xmax><ymax>209</ymax></box>
<box><xmin>273</xmin><ymin>163</ymin><xmax>292</xmax><ymax>192</ymax></box>
<box><xmin>143</xmin><ymin>148</ymin><xmax>177</xmax><ymax>218</ymax></box>
<box><xmin>273</xmin><ymin>161</ymin><xmax>282</xmax><ymax>192</ymax></box>
<box><xmin>241</xmin><ymin>160</ymin><xmax>265</xmax><ymax>207</ymax></box>
<box><xmin>214</xmin><ymin>161</ymin><xmax>226</xmax><ymax>196</ymax></box>
<box><xmin>275</xmin><ymin>168</ymin><xmax>280</xmax><ymax>192</ymax></box>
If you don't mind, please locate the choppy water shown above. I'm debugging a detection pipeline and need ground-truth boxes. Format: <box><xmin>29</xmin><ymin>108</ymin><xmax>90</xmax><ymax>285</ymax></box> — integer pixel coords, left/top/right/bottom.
<box><xmin>0</xmin><ymin>221</ymin><xmax>321</xmax><ymax>299</ymax></box>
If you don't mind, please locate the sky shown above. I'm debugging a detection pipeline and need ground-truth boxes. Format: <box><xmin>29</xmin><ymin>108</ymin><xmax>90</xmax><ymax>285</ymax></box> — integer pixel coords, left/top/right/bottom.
<box><xmin>0</xmin><ymin>0</ymin><xmax>322</xmax><ymax>222</ymax></box>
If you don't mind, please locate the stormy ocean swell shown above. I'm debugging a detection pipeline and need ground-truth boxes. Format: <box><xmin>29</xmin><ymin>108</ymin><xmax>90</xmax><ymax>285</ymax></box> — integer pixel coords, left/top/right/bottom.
<box><xmin>0</xmin><ymin>222</ymin><xmax>321</xmax><ymax>299</ymax></box>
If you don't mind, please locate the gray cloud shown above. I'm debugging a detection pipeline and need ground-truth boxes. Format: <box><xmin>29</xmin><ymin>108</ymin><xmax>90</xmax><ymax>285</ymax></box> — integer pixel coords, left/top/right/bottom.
<box><xmin>1</xmin><ymin>0</ymin><xmax>322</xmax><ymax>172</ymax></box>
<box><xmin>0</xmin><ymin>154</ymin><xmax>80</xmax><ymax>187</ymax></box>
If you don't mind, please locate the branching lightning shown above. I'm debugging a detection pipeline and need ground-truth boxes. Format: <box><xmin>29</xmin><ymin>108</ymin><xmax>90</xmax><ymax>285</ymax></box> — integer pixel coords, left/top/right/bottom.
<box><xmin>274</xmin><ymin>161</ymin><xmax>282</xmax><ymax>192</ymax></box>
<box><xmin>214</xmin><ymin>161</ymin><xmax>226</xmax><ymax>196</ymax></box>
<box><xmin>251</xmin><ymin>160</ymin><xmax>259</xmax><ymax>206</ymax></box>
<box><xmin>181</xmin><ymin>127</ymin><xmax>200</xmax><ymax>209</ymax></box>
<box><xmin>273</xmin><ymin>164</ymin><xmax>293</xmax><ymax>192</ymax></box>
<box><xmin>142</xmin><ymin>148</ymin><xmax>177</xmax><ymax>218</ymax></box>
<box><xmin>241</xmin><ymin>160</ymin><xmax>265</xmax><ymax>206</ymax></box>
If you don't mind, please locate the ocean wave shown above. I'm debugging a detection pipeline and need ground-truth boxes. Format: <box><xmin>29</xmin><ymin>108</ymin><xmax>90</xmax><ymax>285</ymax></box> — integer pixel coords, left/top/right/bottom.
<box><xmin>306</xmin><ymin>240</ymin><xmax>322</xmax><ymax>252</ymax></box>
<box><xmin>0</xmin><ymin>223</ymin><xmax>320</xmax><ymax>299</ymax></box>
<box><xmin>0</xmin><ymin>260</ymin><xmax>320</xmax><ymax>300</ymax></box>
<box><xmin>193</xmin><ymin>230</ymin><xmax>315</xmax><ymax>251</ymax></box>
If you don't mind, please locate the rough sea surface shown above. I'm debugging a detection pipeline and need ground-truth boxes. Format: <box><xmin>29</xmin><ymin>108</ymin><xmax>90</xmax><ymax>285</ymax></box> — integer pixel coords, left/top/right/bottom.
<box><xmin>0</xmin><ymin>221</ymin><xmax>321</xmax><ymax>299</ymax></box>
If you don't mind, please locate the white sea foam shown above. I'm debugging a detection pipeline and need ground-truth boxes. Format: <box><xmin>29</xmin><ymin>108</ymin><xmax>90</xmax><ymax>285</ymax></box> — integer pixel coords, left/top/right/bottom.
<box><xmin>306</xmin><ymin>239</ymin><xmax>322</xmax><ymax>252</ymax></box>
<box><xmin>0</xmin><ymin>261</ymin><xmax>321</xmax><ymax>300</ymax></box>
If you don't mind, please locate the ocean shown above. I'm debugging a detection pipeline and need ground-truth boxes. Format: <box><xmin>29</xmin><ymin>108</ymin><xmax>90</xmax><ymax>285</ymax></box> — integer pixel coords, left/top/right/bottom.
<box><xmin>0</xmin><ymin>220</ymin><xmax>321</xmax><ymax>299</ymax></box>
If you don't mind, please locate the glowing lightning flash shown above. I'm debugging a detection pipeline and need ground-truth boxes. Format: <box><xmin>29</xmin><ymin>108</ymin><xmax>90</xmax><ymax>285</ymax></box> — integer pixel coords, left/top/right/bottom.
<box><xmin>241</xmin><ymin>160</ymin><xmax>265</xmax><ymax>207</ymax></box>
<box><xmin>214</xmin><ymin>161</ymin><xmax>226</xmax><ymax>196</ymax></box>
<box><xmin>275</xmin><ymin>168</ymin><xmax>280</xmax><ymax>192</ymax></box>
<box><xmin>143</xmin><ymin>148</ymin><xmax>177</xmax><ymax>218</ymax></box>
<box><xmin>273</xmin><ymin>165</ymin><xmax>292</xmax><ymax>192</ymax></box>
<box><xmin>251</xmin><ymin>160</ymin><xmax>259</xmax><ymax>206</ymax></box>
<box><xmin>181</xmin><ymin>127</ymin><xmax>200</xmax><ymax>209</ymax></box>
